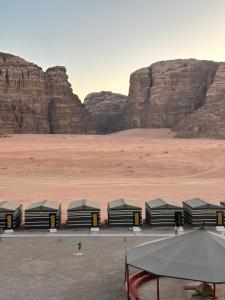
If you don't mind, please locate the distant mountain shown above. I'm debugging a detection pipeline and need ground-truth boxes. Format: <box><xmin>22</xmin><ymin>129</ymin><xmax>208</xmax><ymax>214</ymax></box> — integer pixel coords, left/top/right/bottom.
<box><xmin>127</xmin><ymin>59</ymin><xmax>225</xmax><ymax>138</ymax></box>
<box><xmin>84</xmin><ymin>91</ymin><xmax>128</xmax><ymax>133</ymax></box>
<box><xmin>1</xmin><ymin>53</ymin><xmax>225</xmax><ymax>138</ymax></box>
<box><xmin>0</xmin><ymin>52</ymin><xmax>93</xmax><ymax>134</ymax></box>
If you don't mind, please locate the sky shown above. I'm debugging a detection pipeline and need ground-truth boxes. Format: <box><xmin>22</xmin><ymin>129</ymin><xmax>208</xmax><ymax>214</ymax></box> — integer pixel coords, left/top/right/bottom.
<box><xmin>1</xmin><ymin>0</ymin><xmax>225</xmax><ymax>100</ymax></box>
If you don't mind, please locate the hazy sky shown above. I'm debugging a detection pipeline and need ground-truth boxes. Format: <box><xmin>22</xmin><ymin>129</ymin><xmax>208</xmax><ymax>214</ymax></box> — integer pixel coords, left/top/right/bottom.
<box><xmin>1</xmin><ymin>0</ymin><xmax>225</xmax><ymax>100</ymax></box>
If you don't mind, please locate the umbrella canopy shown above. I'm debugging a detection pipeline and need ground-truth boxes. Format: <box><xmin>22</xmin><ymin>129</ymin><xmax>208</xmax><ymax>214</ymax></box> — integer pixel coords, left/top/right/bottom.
<box><xmin>126</xmin><ymin>230</ymin><xmax>225</xmax><ymax>283</ymax></box>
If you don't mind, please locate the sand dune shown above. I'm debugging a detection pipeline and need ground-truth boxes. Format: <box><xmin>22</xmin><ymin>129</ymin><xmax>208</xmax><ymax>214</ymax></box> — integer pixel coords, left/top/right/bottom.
<box><xmin>0</xmin><ymin>130</ymin><xmax>225</xmax><ymax>220</ymax></box>
<box><xmin>108</xmin><ymin>128</ymin><xmax>175</xmax><ymax>139</ymax></box>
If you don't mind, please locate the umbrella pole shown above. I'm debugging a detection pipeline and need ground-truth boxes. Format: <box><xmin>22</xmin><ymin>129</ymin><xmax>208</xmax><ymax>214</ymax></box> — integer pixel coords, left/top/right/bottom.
<box><xmin>213</xmin><ymin>283</ymin><xmax>216</xmax><ymax>299</ymax></box>
<box><xmin>157</xmin><ymin>276</ymin><xmax>160</xmax><ymax>300</ymax></box>
<box><xmin>125</xmin><ymin>263</ymin><xmax>130</xmax><ymax>300</ymax></box>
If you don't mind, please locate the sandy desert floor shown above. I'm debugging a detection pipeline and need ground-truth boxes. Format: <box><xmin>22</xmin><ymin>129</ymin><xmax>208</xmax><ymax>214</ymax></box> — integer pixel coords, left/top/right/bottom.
<box><xmin>1</xmin><ymin>128</ymin><xmax>225</xmax><ymax>221</ymax></box>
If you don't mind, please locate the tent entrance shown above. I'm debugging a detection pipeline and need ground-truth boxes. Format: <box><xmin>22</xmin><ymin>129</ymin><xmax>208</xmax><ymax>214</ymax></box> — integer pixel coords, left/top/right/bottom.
<box><xmin>216</xmin><ymin>211</ymin><xmax>224</xmax><ymax>226</ymax></box>
<box><xmin>49</xmin><ymin>214</ymin><xmax>56</xmax><ymax>229</ymax></box>
<box><xmin>133</xmin><ymin>212</ymin><xmax>140</xmax><ymax>226</ymax></box>
<box><xmin>6</xmin><ymin>214</ymin><xmax>13</xmax><ymax>229</ymax></box>
<box><xmin>92</xmin><ymin>212</ymin><xmax>98</xmax><ymax>227</ymax></box>
<box><xmin>175</xmin><ymin>211</ymin><xmax>182</xmax><ymax>227</ymax></box>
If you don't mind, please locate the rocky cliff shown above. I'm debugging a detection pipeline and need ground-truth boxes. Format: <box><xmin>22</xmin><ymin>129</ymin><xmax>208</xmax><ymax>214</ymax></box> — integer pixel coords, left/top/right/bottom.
<box><xmin>174</xmin><ymin>62</ymin><xmax>225</xmax><ymax>138</ymax></box>
<box><xmin>2</xmin><ymin>54</ymin><xmax>225</xmax><ymax>138</ymax></box>
<box><xmin>0</xmin><ymin>53</ymin><xmax>93</xmax><ymax>134</ymax></box>
<box><xmin>84</xmin><ymin>91</ymin><xmax>128</xmax><ymax>133</ymax></box>
<box><xmin>127</xmin><ymin>59</ymin><xmax>219</xmax><ymax>130</ymax></box>
<box><xmin>126</xmin><ymin>58</ymin><xmax>225</xmax><ymax>138</ymax></box>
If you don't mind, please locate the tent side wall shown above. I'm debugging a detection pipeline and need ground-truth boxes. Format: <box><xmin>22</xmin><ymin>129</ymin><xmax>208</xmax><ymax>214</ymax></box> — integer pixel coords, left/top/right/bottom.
<box><xmin>145</xmin><ymin>203</ymin><xmax>183</xmax><ymax>226</ymax></box>
<box><xmin>25</xmin><ymin>206</ymin><xmax>61</xmax><ymax>229</ymax></box>
<box><xmin>183</xmin><ymin>203</ymin><xmax>225</xmax><ymax>227</ymax></box>
<box><xmin>0</xmin><ymin>205</ymin><xmax>23</xmax><ymax>229</ymax></box>
<box><xmin>67</xmin><ymin>210</ymin><xmax>100</xmax><ymax>228</ymax></box>
<box><xmin>108</xmin><ymin>208</ymin><xmax>142</xmax><ymax>227</ymax></box>
<box><xmin>13</xmin><ymin>205</ymin><xmax>23</xmax><ymax>228</ymax></box>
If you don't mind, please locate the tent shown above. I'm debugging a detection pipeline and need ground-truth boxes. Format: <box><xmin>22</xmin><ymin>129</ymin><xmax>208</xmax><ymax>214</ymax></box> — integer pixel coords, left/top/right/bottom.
<box><xmin>0</xmin><ymin>201</ymin><xmax>23</xmax><ymax>229</ymax></box>
<box><xmin>145</xmin><ymin>198</ymin><xmax>183</xmax><ymax>227</ymax></box>
<box><xmin>108</xmin><ymin>199</ymin><xmax>142</xmax><ymax>227</ymax></box>
<box><xmin>25</xmin><ymin>200</ymin><xmax>61</xmax><ymax>229</ymax></box>
<box><xmin>125</xmin><ymin>230</ymin><xmax>225</xmax><ymax>299</ymax></box>
<box><xmin>183</xmin><ymin>198</ymin><xmax>224</xmax><ymax>227</ymax></box>
<box><xmin>67</xmin><ymin>199</ymin><xmax>100</xmax><ymax>228</ymax></box>
<box><xmin>220</xmin><ymin>201</ymin><xmax>225</xmax><ymax>216</ymax></box>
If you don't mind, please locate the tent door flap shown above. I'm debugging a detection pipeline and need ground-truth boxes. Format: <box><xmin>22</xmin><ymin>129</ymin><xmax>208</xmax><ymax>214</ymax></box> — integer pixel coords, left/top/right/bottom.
<box><xmin>49</xmin><ymin>214</ymin><xmax>57</xmax><ymax>229</ymax></box>
<box><xmin>217</xmin><ymin>211</ymin><xmax>224</xmax><ymax>226</ymax></box>
<box><xmin>175</xmin><ymin>212</ymin><xmax>183</xmax><ymax>227</ymax></box>
<box><xmin>6</xmin><ymin>214</ymin><xmax>13</xmax><ymax>229</ymax></box>
<box><xmin>133</xmin><ymin>212</ymin><xmax>140</xmax><ymax>226</ymax></box>
<box><xmin>92</xmin><ymin>212</ymin><xmax>98</xmax><ymax>227</ymax></box>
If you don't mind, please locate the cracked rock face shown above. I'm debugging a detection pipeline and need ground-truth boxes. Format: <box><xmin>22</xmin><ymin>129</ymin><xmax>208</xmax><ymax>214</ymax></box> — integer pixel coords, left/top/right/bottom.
<box><xmin>84</xmin><ymin>91</ymin><xmax>128</xmax><ymax>133</ymax></box>
<box><xmin>174</xmin><ymin>62</ymin><xmax>225</xmax><ymax>138</ymax></box>
<box><xmin>2</xmin><ymin>54</ymin><xmax>225</xmax><ymax>138</ymax></box>
<box><xmin>0</xmin><ymin>53</ymin><xmax>93</xmax><ymax>134</ymax></box>
<box><xmin>127</xmin><ymin>59</ymin><xmax>219</xmax><ymax>131</ymax></box>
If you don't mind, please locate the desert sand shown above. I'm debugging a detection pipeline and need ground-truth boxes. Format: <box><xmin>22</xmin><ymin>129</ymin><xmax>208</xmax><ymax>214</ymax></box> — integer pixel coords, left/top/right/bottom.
<box><xmin>0</xmin><ymin>128</ymin><xmax>225</xmax><ymax>221</ymax></box>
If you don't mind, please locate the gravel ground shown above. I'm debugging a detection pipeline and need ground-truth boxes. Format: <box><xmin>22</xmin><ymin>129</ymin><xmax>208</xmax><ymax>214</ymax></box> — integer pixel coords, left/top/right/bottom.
<box><xmin>0</xmin><ymin>235</ymin><xmax>157</xmax><ymax>300</ymax></box>
<box><xmin>2</xmin><ymin>233</ymin><xmax>223</xmax><ymax>300</ymax></box>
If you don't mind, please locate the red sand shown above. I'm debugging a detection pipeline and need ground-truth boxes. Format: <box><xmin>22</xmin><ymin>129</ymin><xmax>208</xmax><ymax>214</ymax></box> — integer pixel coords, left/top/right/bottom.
<box><xmin>0</xmin><ymin>129</ymin><xmax>225</xmax><ymax>221</ymax></box>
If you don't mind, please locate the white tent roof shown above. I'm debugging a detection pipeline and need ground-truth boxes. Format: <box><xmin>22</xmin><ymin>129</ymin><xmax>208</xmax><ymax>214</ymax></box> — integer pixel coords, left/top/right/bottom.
<box><xmin>68</xmin><ymin>199</ymin><xmax>100</xmax><ymax>211</ymax></box>
<box><xmin>0</xmin><ymin>201</ymin><xmax>21</xmax><ymax>211</ymax></box>
<box><xmin>146</xmin><ymin>198</ymin><xmax>182</xmax><ymax>209</ymax></box>
<box><xmin>108</xmin><ymin>199</ymin><xmax>141</xmax><ymax>210</ymax></box>
<box><xmin>26</xmin><ymin>200</ymin><xmax>60</xmax><ymax>211</ymax></box>
<box><xmin>183</xmin><ymin>198</ymin><xmax>221</xmax><ymax>209</ymax></box>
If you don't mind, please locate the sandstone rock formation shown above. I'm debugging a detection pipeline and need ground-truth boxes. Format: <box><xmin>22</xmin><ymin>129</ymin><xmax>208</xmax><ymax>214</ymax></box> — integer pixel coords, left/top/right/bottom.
<box><xmin>0</xmin><ymin>52</ymin><xmax>93</xmax><ymax>134</ymax></box>
<box><xmin>2</xmin><ymin>53</ymin><xmax>225</xmax><ymax>138</ymax></box>
<box><xmin>84</xmin><ymin>91</ymin><xmax>128</xmax><ymax>133</ymax></box>
<box><xmin>127</xmin><ymin>59</ymin><xmax>219</xmax><ymax>130</ymax></box>
<box><xmin>174</xmin><ymin>62</ymin><xmax>225</xmax><ymax>138</ymax></box>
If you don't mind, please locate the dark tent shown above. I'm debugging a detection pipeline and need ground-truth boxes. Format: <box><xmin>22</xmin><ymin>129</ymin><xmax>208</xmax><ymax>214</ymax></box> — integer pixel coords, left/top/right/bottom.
<box><xmin>145</xmin><ymin>198</ymin><xmax>183</xmax><ymax>227</ymax></box>
<box><xmin>220</xmin><ymin>201</ymin><xmax>225</xmax><ymax>208</ymax></box>
<box><xmin>108</xmin><ymin>199</ymin><xmax>142</xmax><ymax>227</ymax></box>
<box><xmin>125</xmin><ymin>230</ymin><xmax>225</xmax><ymax>299</ymax></box>
<box><xmin>0</xmin><ymin>201</ymin><xmax>22</xmax><ymax>230</ymax></box>
<box><xmin>67</xmin><ymin>199</ymin><xmax>100</xmax><ymax>228</ymax></box>
<box><xmin>183</xmin><ymin>198</ymin><xmax>225</xmax><ymax>227</ymax></box>
<box><xmin>25</xmin><ymin>200</ymin><xmax>61</xmax><ymax>229</ymax></box>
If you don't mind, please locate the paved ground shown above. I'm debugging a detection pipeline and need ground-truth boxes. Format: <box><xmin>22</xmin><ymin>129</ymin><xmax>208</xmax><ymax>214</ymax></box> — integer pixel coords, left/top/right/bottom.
<box><xmin>0</xmin><ymin>231</ymin><xmax>224</xmax><ymax>299</ymax></box>
<box><xmin>0</xmin><ymin>235</ymin><xmax>155</xmax><ymax>300</ymax></box>
<box><xmin>0</xmin><ymin>226</ymin><xmax>176</xmax><ymax>237</ymax></box>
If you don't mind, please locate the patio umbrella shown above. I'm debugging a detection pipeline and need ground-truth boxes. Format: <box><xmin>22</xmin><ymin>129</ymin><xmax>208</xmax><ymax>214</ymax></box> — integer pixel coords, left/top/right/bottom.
<box><xmin>125</xmin><ymin>230</ymin><xmax>225</xmax><ymax>299</ymax></box>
